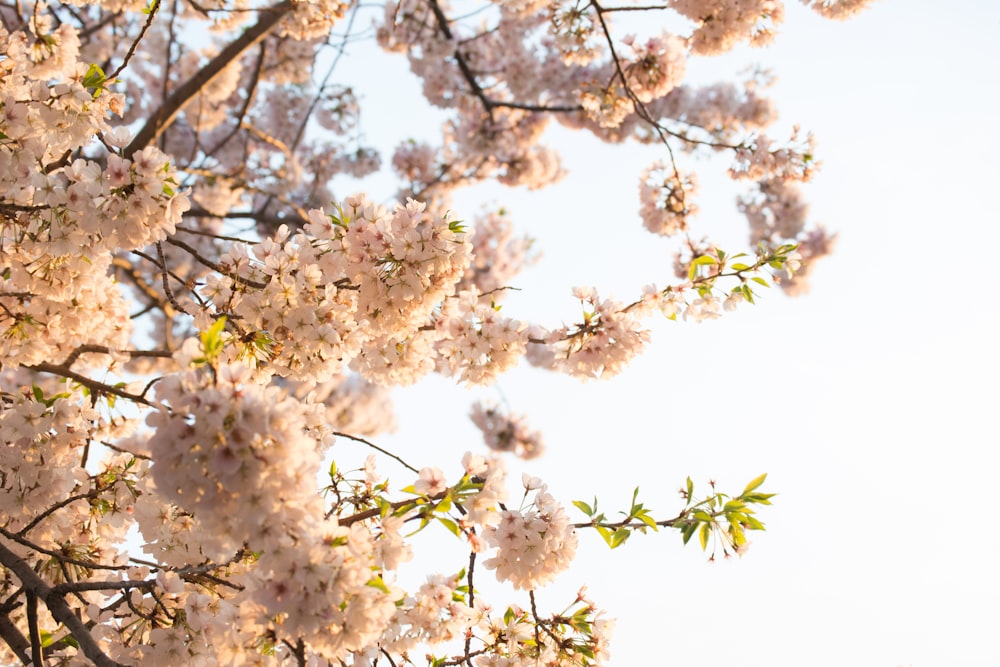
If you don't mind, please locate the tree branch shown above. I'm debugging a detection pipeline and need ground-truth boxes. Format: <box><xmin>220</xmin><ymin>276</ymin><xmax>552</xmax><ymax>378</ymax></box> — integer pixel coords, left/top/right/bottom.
<box><xmin>26</xmin><ymin>362</ymin><xmax>156</xmax><ymax>407</ymax></box>
<box><xmin>109</xmin><ymin>0</ymin><xmax>161</xmax><ymax>81</ymax></box>
<box><xmin>0</xmin><ymin>609</ymin><xmax>32</xmax><ymax>666</ymax></box>
<box><xmin>332</xmin><ymin>431</ymin><xmax>420</xmax><ymax>474</ymax></box>
<box><xmin>0</xmin><ymin>539</ymin><xmax>129</xmax><ymax>667</ymax></box>
<box><xmin>124</xmin><ymin>0</ymin><xmax>295</xmax><ymax>158</ymax></box>
<box><xmin>162</xmin><ymin>237</ymin><xmax>268</xmax><ymax>289</ymax></box>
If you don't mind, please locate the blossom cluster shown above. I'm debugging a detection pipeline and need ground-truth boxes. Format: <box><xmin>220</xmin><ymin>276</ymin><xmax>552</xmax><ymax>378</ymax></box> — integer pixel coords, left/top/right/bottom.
<box><xmin>528</xmin><ymin>287</ymin><xmax>652</xmax><ymax>380</ymax></box>
<box><xmin>470</xmin><ymin>401</ymin><xmax>545</xmax><ymax>459</ymax></box>
<box><xmin>201</xmin><ymin>195</ymin><xmax>473</xmax><ymax>383</ymax></box>
<box><xmin>639</xmin><ymin>162</ymin><xmax>700</xmax><ymax>236</ymax></box>
<box><xmin>1</xmin><ymin>22</ymin><xmax>188</xmax><ymax>368</ymax></box>
<box><xmin>482</xmin><ymin>482</ymin><xmax>578</xmax><ymax>590</ymax></box>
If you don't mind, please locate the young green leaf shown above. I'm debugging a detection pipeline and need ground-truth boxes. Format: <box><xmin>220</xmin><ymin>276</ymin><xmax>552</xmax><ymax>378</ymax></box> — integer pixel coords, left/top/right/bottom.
<box><xmin>743</xmin><ymin>473</ymin><xmax>767</xmax><ymax>495</ymax></box>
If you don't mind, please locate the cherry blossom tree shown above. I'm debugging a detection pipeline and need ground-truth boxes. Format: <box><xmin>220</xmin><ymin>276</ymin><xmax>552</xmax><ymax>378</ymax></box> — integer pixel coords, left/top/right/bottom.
<box><xmin>0</xmin><ymin>0</ymin><xmax>871</xmax><ymax>664</ymax></box>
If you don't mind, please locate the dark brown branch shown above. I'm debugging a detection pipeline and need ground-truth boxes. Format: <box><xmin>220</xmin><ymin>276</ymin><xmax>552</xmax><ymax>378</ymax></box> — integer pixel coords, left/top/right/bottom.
<box><xmin>111</xmin><ymin>255</ymin><xmax>177</xmax><ymax>318</ymax></box>
<box><xmin>50</xmin><ymin>579</ymin><xmax>155</xmax><ymax>596</ymax></box>
<box><xmin>183</xmin><ymin>207</ymin><xmax>306</xmax><ymax>231</ymax></box>
<box><xmin>109</xmin><ymin>0</ymin><xmax>161</xmax><ymax>80</ymax></box>
<box><xmin>173</xmin><ymin>223</ymin><xmax>257</xmax><ymax>244</ymax></box>
<box><xmin>598</xmin><ymin>2</ymin><xmax>669</xmax><ymax>10</ymax></box>
<box><xmin>463</xmin><ymin>551</ymin><xmax>476</xmax><ymax>666</ymax></box>
<box><xmin>156</xmin><ymin>241</ymin><xmax>190</xmax><ymax>315</ymax></box>
<box><xmin>201</xmin><ymin>40</ymin><xmax>267</xmax><ymax>158</ymax></box>
<box><xmin>380</xmin><ymin>648</ymin><xmax>399</xmax><ymax>667</ymax></box>
<box><xmin>25</xmin><ymin>592</ymin><xmax>41</xmax><ymax>667</ymax></box>
<box><xmin>0</xmin><ymin>610</ymin><xmax>32</xmax><ymax>666</ymax></box>
<box><xmin>0</xmin><ymin>526</ymin><xmax>129</xmax><ymax>572</ymax></box>
<box><xmin>435</xmin><ymin>649</ymin><xmax>488</xmax><ymax>666</ymax></box>
<box><xmin>78</xmin><ymin>10</ymin><xmax>121</xmax><ymax>39</ymax></box>
<box><xmin>424</xmin><ymin>0</ymin><xmax>494</xmax><ymax>114</ymax></box>
<box><xmin>337</xmin><ymin>488</ymin><xmax>448</xmax><ymax>526</ymax></box>
<box><xmin>162</xmin><ymin>237</ymin><xmax>268</xmax><ymax>289</ymax></box>
<box><xmin>129</xmin><ymin>249</ymin><xmax>209</xmax><ymax>311</ymax></box>
<box><xmin>124</xmin><ymin>0</ymin><xmax>295</xmax><ymax>158</ymax></box>
<box><xmin>27</xmin><ymin>362</ymin><xmax>156</xmax><ymax>407</ymax></box>
<box><xmin>0</xmin><ymin>539</ymin><xmax>129</xmax><ymax>667</ymax></box>
<box><xmin>18</xmin><ymin>488</ymin><xmax>104</xmax><ymax>537</ymax></box>
<box><xmin>54</xmin><ymin>344</ymin><xmax>173</xmax><ymax>370</ymax></box>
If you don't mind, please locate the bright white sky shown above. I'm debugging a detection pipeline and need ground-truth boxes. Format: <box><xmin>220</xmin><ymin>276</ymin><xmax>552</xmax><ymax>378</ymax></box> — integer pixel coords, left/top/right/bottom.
<box><xmin>334</xmin><ymin>1</ymin><xmax>1000</xmax><ymax>665</ymax></box>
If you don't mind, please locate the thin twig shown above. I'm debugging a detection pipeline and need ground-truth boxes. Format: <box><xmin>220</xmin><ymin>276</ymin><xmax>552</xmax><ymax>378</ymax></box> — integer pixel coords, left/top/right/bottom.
<box><xmin>109</xmin><ymin>0</ymin><xmax>161</xmax><ymax>80</ymax></box>
<box><xmin>163</xmin><ymin>237</ymin><xmax>268</xmax><ymax>289</ymax></box>
<box><xmin>332</xmin><ymin>431</ymin><xmax>420</xmax><ymax>474</ymax></box>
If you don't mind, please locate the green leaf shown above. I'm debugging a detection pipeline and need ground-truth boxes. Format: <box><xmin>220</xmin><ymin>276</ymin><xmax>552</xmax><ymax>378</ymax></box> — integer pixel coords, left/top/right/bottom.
<box><xmin>730</xmin><ymin>262</ymin><xmax>751</xmax><ymax>271</ymax></box>
<box><xmin>685</xmin><ymin>476</ymin><xmax>694</xmax><ymax>504</ymax></box>
<box><xmin>366</xmin><ymin>577</ymin><xmax>390</xmax><ymax>594</ymax></box>
<box><xmin>751</xmin><ymin>276</ymin><xmax>771</xmax><ymax>287</ymax></box>
<box><xmin>435</xmin><ymin>495</ymin><xmax>452</xmax><ymax>513</ymax></box>
<box><xmin>572</xmin><ymin>500</ymin><xmax>593</xmax><ymax>517</ymax></box>
<box><xmin>437</xmin><ymin>516</ymin><xmax>460</xmax><ymax>537</ymax></box>
<box><xmin>81</xmin><ymin>63</ymin><xmax>107</xmax><ymax>98</ymax></box>
<box><xmin>744</xmin><ymin>492</ymin><xmax>775</xmax><ymax>505</ymax></box>
<box><xmin>594</xmin><ymin>524</ymin><xmax>612</xmax><ymax>547</ymax></box>
<box><xmin>743</xmin><ymin>473</ymin><xmax>767</xmax><ymax>495</ymax></box>
<box><xmin>681</xmin><ymin>521</ymin><xmax>697</xmax><ymax>545</ymax></box>
<box><xmin>698</xmin><ymin>522</ymin><xmax>711</xmax><ymax>551</ymax></box>
<box><xmin>730</xmin><ymin>521</ymin><xmax>746</xmax><ymax>547</ymax></box>
<box><xmin>610</xmin><ymin>528</ymin><xmax>630</xmax><ymax>549</ymax></box>
<box><xmin>723</xmin><ymin>500</ymin><xmax>746</xmax><ymax>512</ymax></box>
<box><xmin>198</xmin><ymin>316</ymin><xmax>227</xmax><ymax>362</ymax></box>
<box><xmin>635</xmin><ymin>511</ymin><xmax>658</xmax><ymax>531</ymax></box>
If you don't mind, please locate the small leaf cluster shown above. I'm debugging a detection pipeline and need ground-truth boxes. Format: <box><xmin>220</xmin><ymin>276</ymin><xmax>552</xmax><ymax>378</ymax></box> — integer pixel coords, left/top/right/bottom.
<box><xmin>573</xmin><ymin>487</ymin><xmax>658</xmax><ymax>549</ymax></box>
<box><xmin>81</xmin><ymin>63</ymin><xmax>107</xmax><ymax>99</ymax></box>
<box><xmin>678</xmin><ymin>473</ymin><xmax>774</xmax><ymax>558</ymax></box>
<box><xmin>194</xmin><ymin>316</ymin><xmax>228</xmax><ymax>366</ymax></box>
<box><xmin>398</xmin><ymin>474</ymin><xmax>484</xmax><ymax>538</ymax></box>
<box><xmin>685</xmin><ymin>244</ymin><xmax>800</xmax><ymax>303</ymax></box>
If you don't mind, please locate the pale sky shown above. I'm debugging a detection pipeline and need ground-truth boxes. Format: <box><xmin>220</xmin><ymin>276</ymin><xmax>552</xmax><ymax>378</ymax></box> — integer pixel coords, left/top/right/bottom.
<box><xmin>336</xmin><ymin>1</ymin><xmax>1000</xmax><ymax>665</ymax></box>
